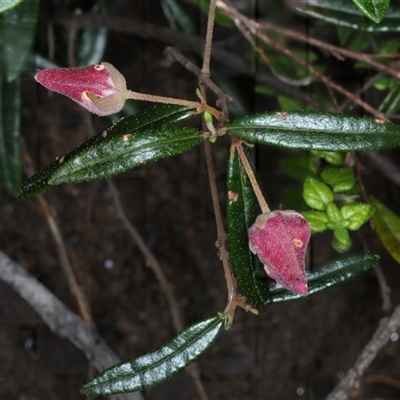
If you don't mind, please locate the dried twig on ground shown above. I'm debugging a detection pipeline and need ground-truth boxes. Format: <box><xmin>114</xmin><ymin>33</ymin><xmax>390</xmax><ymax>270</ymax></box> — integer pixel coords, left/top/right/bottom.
<box><xmin>0</xmin><ymin>250</ymin><xmax>144</xmax><ymax>400</ymax></box>
<box><xmin>326</xmin><ymin>302</ymin><xmax>400</xmax><ymax>400</ymax></box>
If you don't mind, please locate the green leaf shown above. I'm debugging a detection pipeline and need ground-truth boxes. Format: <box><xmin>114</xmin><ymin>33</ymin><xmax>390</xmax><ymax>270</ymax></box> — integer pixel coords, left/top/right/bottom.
<box><xmin>0</xmin><ymin>75</ymin><xmax>21</xmax><ymax>194</ymax></box>
<box><xmin>341</xmin><ymin>203</ymin><xmax>374</xmax><ymax>230</ymax></box>
<box><xmin>0</xmin><ymin>0</ymin><xmax>24</xmax><ymax>13</ymax></box>
<box><xmin>333</xmin><ymin>226</ymin><xmax>351</xmax><ymax>252</ymax></box>
<box><xmin>352</xmin><ymin>0</ymin><xmax>390</xmax><ymax>23</ymax></box>
<box><xmin>379</xmin><ymin>81</ymin><xmax>400</xmax><ymax>115</ymax></box>
<box><xmin>81</xmin><ymin>315</ymin><xmax>224</xmax><ymax>396</ymax></box>
<box><xmin>371</xmin><ymin>199</ymin><xmax>400</xmax><ymax>264</ymax></box>
<box><xmin>303</xmin><ymin>177</ymin><xmax>334</xmax><ymax>211</ymax></box>
<box><xmin>301</xmin><ymin>210</ymin><xmax>329</xmax><ymax>233</ymax></box>
<box><xmin>311</xmin><ymin>150</ymin><xmax>345</xmax><ymax>166</ymax></box>
<box><xmin>321</xmin><ymin>167</ymin><xmax>355</xmax><ymax>193</ymax></box>
<box><xmin>189</xmin><ymin>0</ymin><xmax>234</xmax><ymax>27</ymax></box>
<box><xmin>227</xmin><ymin>111</ymin><xmax>400</xmax><ymax>151</ymax></box>
<box><xmin>18</xmin><ymin>105</ymin><xmax>198</xmax><ymax>199</ymax></box>
<box><xmin>160</xmin><ymin>0</ymin><xmax>196</xmax><ymax>34</ymax></box>
<box><xmin>268</xmin><ymin>252</ymin><xmax>379</xmax><ymax>303</ymax></box>
<box><xmin>0</xmin><ymin>0</ymin><xmax>39</xmax><ymax>81</ymax></box>
<box><xmin>326</xmin><ymin>203</ymin><xmax>343</xmax><ymax>224</ymax></box>
<box><xmin>301</xmin><ymin>1</ymin><xmax>400</xmax><ymax>32</ymax></box>
<box><xmin>227</xmin><ymin>146</ymin><xmax>270</xmax><ymax>308</ymax></box>
<box><xmin>77</xmin><ymin>1</ymin><xmax>108</xmax><ymax>66</ymax></box>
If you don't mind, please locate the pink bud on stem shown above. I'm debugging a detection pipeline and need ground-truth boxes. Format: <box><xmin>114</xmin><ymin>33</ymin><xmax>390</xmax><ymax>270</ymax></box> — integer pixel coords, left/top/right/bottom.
<box><xmin>248</xmin><ymin>210</ymin><xmax>311</xmax><ymax>296</ymax></box>
<box><xmin>35</xmin><ymin>62</ymin><xmax>129</xmax><ymax>116</ymax></box>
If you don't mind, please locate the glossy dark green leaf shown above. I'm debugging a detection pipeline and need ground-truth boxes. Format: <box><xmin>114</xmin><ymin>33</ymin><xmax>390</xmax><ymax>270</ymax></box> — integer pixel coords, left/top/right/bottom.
<box><xmin>227</xmin><ymin>146</ymin><xmax>270</xmax><ymax>308</ymax></box>
<box><xmin>371</xmin><ymin>199</ymin><xmax>400</xmax><ymax>265</ymax></box>
<box><xmin>18</xmin><ymin>105</ymin><xmax>198</xmax><ymax>199</ymax></box>
<box><xmin>81</xmin><ymin>315</ymin><xmax>224</xmax><ymax>396</ymax></box>
<box><xmin>0</xmin><ymin>75</ymin><xmax>21</xmax><ymax>194</ymax></box>
<box><xmin>0</xmin><ymin>0</ymin><xmax>24</xmax><ymax>13</ymax></box>
<box><xmin>268</xmin><ymin>252</ymin><xmax>379</xmax><ymax>303</ymax></box>
<box><xmin>0</xmin><ymin>0</ymin><xmax>39</xmax><ymax>81</ymax></box>
<box><xmin>301</xmin><ymin>0</ymin><xmax>400</xmax><ymax>32</ymax></box>
<box><xmin>352</xmin><ymin>0</ymin><xmax>389</xmax><ymax>23</ymax></box>
<box><xmin>227</xmin><ymin>111</ymin><xmax>400</xmax><ymax>151</ymax></box>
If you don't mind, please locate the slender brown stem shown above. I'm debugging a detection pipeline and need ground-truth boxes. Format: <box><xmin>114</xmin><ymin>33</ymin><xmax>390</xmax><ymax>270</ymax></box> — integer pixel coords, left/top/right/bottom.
<box><xmin>202</xmin><ymin>0</ymin><xmax>217</xmax><ymax>75</ymax></box>
<box><xmin>216</xmin><ymin>0</ymin><xmax>388</xmax><ymax>120</ymax></box>
<box><xmin>126</xmin><ymin>90</ymin><xmax>221</xmax><ymax>119</ymax></box>
<box><xmin>234</xmin><ymin>140</ymin><xmax>270</xmax><ymax>214</ymax></box>
<box><xmin>22</xmin><ymin>145</ymin><xmax>95</xmax><ymax>329</ymax></box>
<box><xmin>106</xmin><ymin>179</ymin><xmax>183</xmax><ymax>332</ymax></box>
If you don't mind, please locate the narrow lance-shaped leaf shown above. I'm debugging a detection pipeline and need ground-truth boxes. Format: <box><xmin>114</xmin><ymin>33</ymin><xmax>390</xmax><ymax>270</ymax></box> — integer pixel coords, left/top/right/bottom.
<box><xmin>0</xmin><ymin>0</ymin><xmax>24</xmax><ymax>14</ymax></box>
<box><xmin>371</xmin><ymin>199</ymin><xmax>400</xmax><ymax>265</ymax></box>
<box><xmin>268</xmin><ymin>252</ymin><xmax>379</xmax><ymax>303</ymax></box>
<box><xmin>0</xmin><ymin>0</ymin><xmax>40</xmax><ymax>81</ymax></box>
<box><xmin>351</xmin><ymin>0</ymin><xmax>390</xmax><ymax>23</ymax></box>
<box><xmin>227</xmin><ymin>111</ymin><xmax>400</xmax><ymax>151</ymax></box>
<box><xmin>227</xmin><ymin>146</ymin><xmax>270</xmax><ymax>307</ymax></box>
<box><xmin>18</xmin><ymin>104</ymin><xmax>198</xmax><ymax>199</ymax></box>
<box><xmin>300</xmin><ymin>0</ymin><xmax>400</xmax><ymax>32</ymax></box>
<box><xmin>0</xmin><ymin>75</ymin><xmax>21</xmax><ymax>194</ymax></box>
<box><xmin>81</xmin><ymin>315</ymin><xmax>224</xmax><ymax>396</ymax></box>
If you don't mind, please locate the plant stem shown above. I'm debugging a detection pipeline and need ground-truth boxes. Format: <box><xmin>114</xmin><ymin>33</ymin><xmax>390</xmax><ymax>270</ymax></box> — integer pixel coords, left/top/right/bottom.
<box><xmin>126</xmin><ymin>90</ymin><xmax>221</xmax><ymax>119</ymax></box>
<box><xmin>234</xmin><ymin>140</ymin><xmax>270</xmax><ymax>214</ymax></box>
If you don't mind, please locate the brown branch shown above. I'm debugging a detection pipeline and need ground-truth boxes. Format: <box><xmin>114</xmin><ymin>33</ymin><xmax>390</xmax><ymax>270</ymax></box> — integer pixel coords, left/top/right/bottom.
<box><xmin>263</xmin><ymin>24</ymin><xmax>400</xmax><ymax>80</ymax></box>
<box><xmin>106</xmin><ymin>179</ymin><xmax>183</xmax><ymax>332</ymax></box>
<box><xmin>216</xmin><ymin>0</ymin><xmax>388</xmax><ymax>120</ymax></box>
<box><xmin>51</xmin><ymin>10</ymin><xmax>330</xmax><ymax>111</ymax></box>
<box><xmin>0</xmin><ymin>250</ymin><xmax>143</xmax><ymax>400</ymax></box>
<box><xmin>163</xmin><ymin>46</ymin><xmax>229</xmax><ymax>125</ymax></box>
<box><xmin>326</xmin><ymin>302</ymin><xmax>400</xmax><ymax>400</ymax></box>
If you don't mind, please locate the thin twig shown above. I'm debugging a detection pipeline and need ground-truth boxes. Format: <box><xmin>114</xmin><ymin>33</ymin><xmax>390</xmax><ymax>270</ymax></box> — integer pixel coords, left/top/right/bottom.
<box><xmin>263</xmin><ymin>23</ymin><xmax>400</xmax><ymax>80</ymax></box>
<box><xmin>21</xmin><ymin>145</ymin><xmax>95</xmax><ymax>329</ymax></box>
<box><xmin>233</xmin><ymin>139</ymin><xmax>270</xmax><ymax>214</ymax></box>
<box><xmin>52</xmin><ymin>10</ymin><xmax>330</xmax><ymax>111</ymax></box>
<box><xmin>216</xmin><ymin>0</ymin><xmax>388</xmax><ymax>120</ymax></box>
<box><xmin>106</xmin><ymin>179</ymin><xmax>183</xmax><ymax>332</ymax></box>
<box><xmin>326</xmin><ymin>302</ymin><xmax>400</xmax><ymax>400</ymax></box>
<box><xmin>163</xmin><ymin>46</ymin><xmax>230</xmax><ymax>125</ymax></box>
<box><xmin>106</xmin><ymin>181</ymin><xmax>211</xmax><ymax>400</ymax></box>
<box><xmin>0</xmin><ymin>250</ymin><xmax>143</xmax><ymax>400</ymax></box>
<box><xmin>201</xmin><ymin>0</ymin><xmax>217</xmax><ymax>75</ymax></box>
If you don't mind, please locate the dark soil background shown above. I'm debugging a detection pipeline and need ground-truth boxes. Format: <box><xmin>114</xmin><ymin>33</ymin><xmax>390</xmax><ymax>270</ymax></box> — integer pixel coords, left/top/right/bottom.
<box><xmin>1</xmin><ymin>1</ymin><xmax>400</xmax><ymax>399</ymax></box>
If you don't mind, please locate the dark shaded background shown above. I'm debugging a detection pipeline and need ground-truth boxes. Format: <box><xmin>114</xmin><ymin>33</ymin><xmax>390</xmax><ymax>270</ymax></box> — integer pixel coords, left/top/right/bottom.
<box><xmin>1</xmin><ymin>1</ymin><xmax>400</xmax><ymax>399</ymax></box>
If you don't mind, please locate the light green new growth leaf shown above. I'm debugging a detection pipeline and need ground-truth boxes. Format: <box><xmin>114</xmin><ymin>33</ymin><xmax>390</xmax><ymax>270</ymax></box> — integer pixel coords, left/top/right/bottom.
<box><xmin>341</xmin><ymin>203</ymin><xmax>375</xmax><ymax>230</ymax></box>
<box><xmin>352</xmin><ymin>0</ymin><xmax>390</xmax><ymax>23</ymax></box>
<box><xmin>321</xmin><ymin>167</ymin><xmax>355</xmax><ymax>193</ymax></box>
<box><xmin>301</xmin><ymin>211</ymin><xmax>329</xmax><ymax>233</ymax></box>
<box><xmin>326</xmin><ymin>203</ymin><xmax>343</xmax><ymax>224</ymax></box>
<box><xmin>372</xmin><ymin>199</ymin><xmax>400</xmax><ymax>264</ymax></box>
<box><xmin>333</xmin><ymin>227</ymin><xmax>351</xmax><ymax>252</ymax></box>
<box><xmin>81</xmin><ymin>315</ymin><xmax>224</xmax><ymax>396</ymax></box>
<box><xmin>303</xmin><ymin>177</ymin><xmax>334</xmax><ymax>210</ymax></box>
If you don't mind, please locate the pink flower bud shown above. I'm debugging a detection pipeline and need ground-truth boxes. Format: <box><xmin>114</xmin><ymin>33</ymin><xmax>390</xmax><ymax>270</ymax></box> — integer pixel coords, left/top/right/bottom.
<box><xmin>34</xmin><ymin>62</ymin><xmax>129</xmax><ymax>116</ymax></box>
<box><xmin>248</xmin><ymin>210</ymin><xmax>311</xmax><ymax>295</ymax></box>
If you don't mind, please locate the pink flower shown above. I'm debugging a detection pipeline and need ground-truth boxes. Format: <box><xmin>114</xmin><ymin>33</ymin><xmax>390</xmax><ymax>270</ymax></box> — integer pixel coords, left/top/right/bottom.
<box><xmin>34</xmin><ymin>62</ymin><xmax>129</xmax><ymax>116</ymax></box>
<box><xmin>248</xmin><ymin>210</ymin><xmax>311</xmax><ymax>296</ymax></box>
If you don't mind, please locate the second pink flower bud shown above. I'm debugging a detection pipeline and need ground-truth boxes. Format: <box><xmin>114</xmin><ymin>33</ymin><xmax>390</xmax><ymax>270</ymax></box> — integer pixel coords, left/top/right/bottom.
<box><xmin>248</xmin><ymin>210</ymin><xmax>311</xmax><ymax>296</ymax></box>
